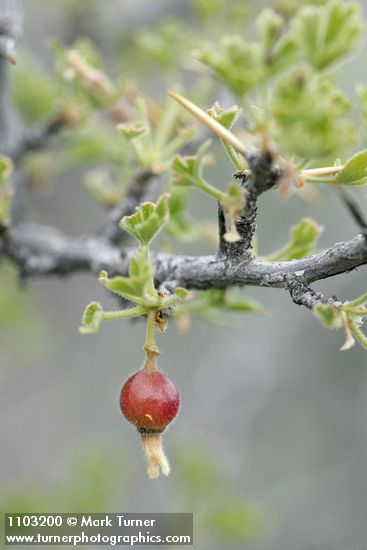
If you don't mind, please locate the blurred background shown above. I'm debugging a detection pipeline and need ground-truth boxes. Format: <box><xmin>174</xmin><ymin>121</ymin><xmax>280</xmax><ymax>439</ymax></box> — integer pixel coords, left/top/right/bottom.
<box><xmin>1</xmin><ymin>1</ymin><xmax>367</xmax><ymax>549</ymax></box>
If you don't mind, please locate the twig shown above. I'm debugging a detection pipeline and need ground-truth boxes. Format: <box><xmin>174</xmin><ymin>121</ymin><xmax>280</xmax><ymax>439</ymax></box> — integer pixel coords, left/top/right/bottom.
<box><xmin>10</xmin><ymin>113</ymin><xmax>68</xmax><ymax>162</ymax></box>
<box><xmin>286</xmin><ymin>275</ymin><xmax>333</xmax><ymax>310</ymax></box>
<box><xmin>335</xmin><ymin>186</ymin><xmax>367</xmax><ymax>230</ymax></box>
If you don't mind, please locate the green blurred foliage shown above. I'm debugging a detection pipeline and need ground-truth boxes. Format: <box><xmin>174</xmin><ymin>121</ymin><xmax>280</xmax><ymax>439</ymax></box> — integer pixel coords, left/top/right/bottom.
<box><xmin>254</xmin><ymin>70</ymin><xmax>357</xmax><ymax>160</ymax></box>
<box><xmin>0</xmin><ymin>263</ymin><xmax>45</xmax><ymax>363</ymax></box>
<box><xmin>12</xmin><ymin>55</ymin><xmax>58</xmax><ymax>124</ymax></box>
<box><xmin>174</xmin><ymin>445</ymin><xmax>266</xmax><ymax>544</ymax></box>
<box><xmin>265</xmin><ymin>218</ymin><xmax>323</xmax><ymax>261</ymax></box>
<box><xmin>0</xmin><ymin>449</ymin><xmax>123</xmax><ymax>522</ymax></box>
<box><xmin>291</xmin><ymin>1</ymin><xmax>364</xmax><ymax>70</ymax></box>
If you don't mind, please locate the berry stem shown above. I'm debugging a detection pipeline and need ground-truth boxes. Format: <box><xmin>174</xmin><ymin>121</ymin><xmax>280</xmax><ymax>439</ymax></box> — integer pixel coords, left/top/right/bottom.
<box><xmin>140</xmin><ymin>433</ymin><xmax>170</xmax><ymax>478</ymax></box>
<box><xmin>144</xmin><ymin>310</ymin><xmax>159</xmax><ymax>369</ymax></box>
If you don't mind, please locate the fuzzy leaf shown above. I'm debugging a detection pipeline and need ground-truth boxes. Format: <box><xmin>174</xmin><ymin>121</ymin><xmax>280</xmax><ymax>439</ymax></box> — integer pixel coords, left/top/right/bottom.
<box><xmin>98</xmin><ymin>248</ymin><xmax>156</xmax><ymax>304</ymax></box>
<box><xmin>171</xmin><ymin>140</ymin><xmax>211</xmax><ymax>187</ymax></box>
<box><xmin>265</xmin><ymin>71</ymin><xmax>356</xmax><ymax>160</ymax></box>
<box><xmin>267</xmin><ymin>218</ymin><xmax>323</xmax><ymax>261</ymax></box>
<box><xmin>258</xmin><ymin>8</ymin><xmax>284</xmax><ymax>53</ymax></box>
<box><xmin>334</xmin><ymin>150</ymin><xmax>367</xmax><ymax>187</ymax></box>
<box><xmin>291</xmin><ymin>1</ymin><xmax>363</xmax><ymax>70</ymax></box>
<box><xmin>79</xmin><ymin>301</ymin><xmax>103</xmax><ymax>334</ymax></box>
<box><xmin>174</xmin><ymin>287</ymin><xmax>191</xmax><ymax>301</ymax></box>
<box><xmin>207</xmin><ymin>103</ymin><xmax>242</xmax><ymax>130</ymax></box>
<box><xmin>117</xmin><ymin>122</ymin><xmax>147</xmax><ymax>139</ymax></box>
<box><xmin>313</xmin><ymin>303</ymin><xmax>342</xmax><ymax>329</ymax></box>
<box><xmin>120</xmin><ymin>194</ymin><xmax>170</xmax><ymax>245</ymax></box>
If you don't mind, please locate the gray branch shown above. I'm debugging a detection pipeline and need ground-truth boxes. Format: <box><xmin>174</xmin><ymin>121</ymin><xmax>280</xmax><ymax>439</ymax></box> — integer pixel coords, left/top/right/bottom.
<box><xmin>0</xmin><ymin>0</ymin><xmax>23</xmax><ymax>153</ymax></box>
<box><xmin>228</xmin><ymin>151</ymin><xmax>281</xmax><ymax>260</ymax></box>
<box><xmin>2</xmin><ymin>222</ymin><xmax>366</xmax><ymax>298</ymax></box>
<box><xmin>286</xmin><ymin>275</ymin><xmax>340</xmax><ymax>310</ymax></box>
<box><xmin>9</xmin><ymin>113</ymin><xmax>68</xmax><ymax>163</ymax></box>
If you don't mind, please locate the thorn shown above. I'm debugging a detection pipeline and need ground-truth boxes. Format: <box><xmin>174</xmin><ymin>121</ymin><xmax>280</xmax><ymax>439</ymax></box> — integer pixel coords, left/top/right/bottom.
<box><xmin>167</xmin><ymin>90</ymin><xmax>251</xmax><ymax>159</ymax></box>
<box><xmin>301</xmin><ymin>165</ymin><xmax>343</xmax><ymax>178</ymax></box>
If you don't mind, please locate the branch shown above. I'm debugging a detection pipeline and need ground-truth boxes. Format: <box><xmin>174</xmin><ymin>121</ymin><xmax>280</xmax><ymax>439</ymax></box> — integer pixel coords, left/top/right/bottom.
<box><xmin>335</xmin><ymin>186</ymin><xmax>367</xmax><ymax>230</ymax></box>
<box><xmin>230</xmin><ymin>152</ymin><xmax>281</xmax><ymax>259</ymax></box>
<box><xmin>0</xmin><ymin>0</ymin><xmax>23</xmax><ymax>153</ymax></box>
<box><xmin>9</xmin><ymin>112</ymin><xmax>68</xmax><ymax>162</ymax></box>
<box><xmin>286</xmin><ymin>275</ymin><xmax>337</xmax><ymax>310</ymax></box>
<box><xmin>2</xmin><ymin>222</ymin><xmax>366</xmax><ymax>292</ymax></box>
<box><xmin>0</xmin><ymin>0</ymin><xmax>22</xmax><ymax>64</ymax></box>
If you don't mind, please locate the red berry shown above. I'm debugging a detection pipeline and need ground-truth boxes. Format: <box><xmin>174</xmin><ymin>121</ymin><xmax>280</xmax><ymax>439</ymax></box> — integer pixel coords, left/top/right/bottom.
<box><xmin>120</xmin><ymin>369</ymin><xmax>179</xmax><ymax>434</ymax></box>
<box><xmin>120</xmin><ymin>367</ymin><xmax>180</xmax><ymax>479</ymax></box>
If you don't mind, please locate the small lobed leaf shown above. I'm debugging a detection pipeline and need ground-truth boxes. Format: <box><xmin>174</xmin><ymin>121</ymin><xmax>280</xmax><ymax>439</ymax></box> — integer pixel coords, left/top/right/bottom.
<box><xmin>174</xmin><ymin>287</ymin><xmax>191</xmax><ymax>302</ymax></box>
<box><xmin>171</xmin><ymin>140</ymin><xmax>212</xmax><ymax>187</ymax></box>
<box><xmin>117</xmin><ymin>122</ymin><xmax>147</xmax><ymax>139</ymax></box>
<box><xmin>267</xmin><ymin>218</ymin><xmax>323</xmax><ymax>261</ymax></box>
<box><xmin>264</xmin><ymin>70</ymin><xmax>356</xmax><ymax>160</ymax></box>
<box><xmin>291</xmin><ymin>0</ymin><xmax>363</xmax><ymax>70</ymax></box>
<box><xmin>313</xmin><ymin>303</ymin><xmax>342</xmax><ymax>329</ymax></box>
<box><xmin>120</xmin><ymin>194</ymin><xmax>170</xmax><ymax>245</ymax></box>
<box><xmin>79</xmin><ymin>301</ymin><xmax>103</xmax><ymax>334</ymax></box>
<box><xmin>99</xmin><ymin>249</ymin><xmax>156</xmax><ymax>305</ymax></box>
<box><xmin>196</xmin><ymin>35</ymin><xmax>263</xmax><ymax>97</ymax></box>
<box><xmin>258</xmin><ymin>8</ymin><xmax>284</xmax><ymax>54</ymax></box>
<box><xmin>334</xmin><ymin>150</ymin><xmax>367</xmax><ymax>187</ymax></box>
<box><xmin>207</xmin><ymin>102</ymin><xmax>242</xmax><ymax>130</ymax></box>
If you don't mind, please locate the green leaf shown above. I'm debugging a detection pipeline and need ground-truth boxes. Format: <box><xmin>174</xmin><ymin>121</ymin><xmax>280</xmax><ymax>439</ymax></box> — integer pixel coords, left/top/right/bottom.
<box><xmin>174</xmin><ymin>287</ymin><xmax>191</xmax><ymax>301</ymax></box>
<box><xmin>79</xmin><ymin>301</ymin><xmax>103</xmax><ymax>334</ymax></box>
<box><xmin>171</xmin><ymin>140</ymin><xmax>212</xmax><ymax>187</ymax></box>
<box><xmin>291</xmin><ymin>1</ymin><xmax>363</xmax><ymax>70</ymax></box>
<box><xmin>207</xmin><ymin>103</ymin><xmax>242</xmax><ymax>130</ymax></box>
<box><xmin>195</xmin><ymin>9</ymin><xmax>296</xmax><ymax>98</ymax></box>
<box><xmin>207</xmin><ymin>103</ymin><xmax>246</xmax><ymax>170</ymax></box>
<box><xmin>196</xmin><ymin>36</ymin><xmax>263</xmax><ymax>97</ymax></box>
<box><xmin>117</xmin><ymin>122</ymin><xmax>147</xmax><ymax>139</ymax></box>
<box><xmin>134</xmin><ymin>19</ymin><xmax>193</xmax><ymax>74</ymax></box>
<box><xmin>257</xmin><ymin>8</ymin><xmax>284</xmax><ymax>54</ymax></box>
<box><xmin>334</xmin><ymin>150</ymin><xmax>367</xmax><ymax>187</ymax></box>
<box><xmin>313</xmin><ymin>303</ymin><xmax>342</xmax><ymax>329</ymax></box>
<box><xmin>267</xmin><ymin>218</ymin><xmax>323</xmax><ymax>261</ymax></box>
<box><xmin>98</xmin><ymin>251</ymin><xmax>156</xmax><ymax>305</ymax></box>
<box><xmin>263</xmin><ymin>71</ymin><xmax>356</xmax><ymax>160</ymax></box>
<box><xmin>120</xmin><ymin>194</ymin><xmax>170</xmax><ymax>245</ymax></box>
